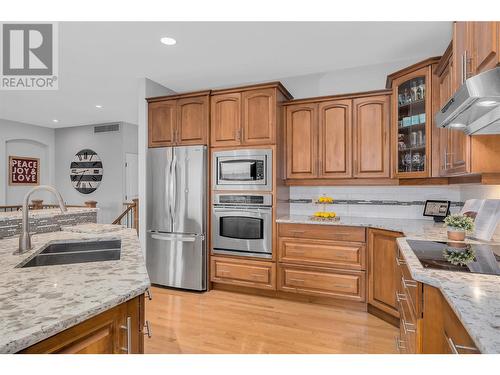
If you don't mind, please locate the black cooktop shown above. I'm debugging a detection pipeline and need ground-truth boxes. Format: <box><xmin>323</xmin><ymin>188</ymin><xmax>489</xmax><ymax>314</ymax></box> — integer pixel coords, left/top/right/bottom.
<box><xmin>407</xmin><ymin>240</ymin><xmax>500</xmax><ymax>276</ymax></box>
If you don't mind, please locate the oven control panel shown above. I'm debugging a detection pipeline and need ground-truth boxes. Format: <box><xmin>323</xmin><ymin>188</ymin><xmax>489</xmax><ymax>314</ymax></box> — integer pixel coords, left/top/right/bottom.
<box><xmin>214</xmin><ymin>193</ymin><xmax>272</xmax><ymax>207</ymax></box>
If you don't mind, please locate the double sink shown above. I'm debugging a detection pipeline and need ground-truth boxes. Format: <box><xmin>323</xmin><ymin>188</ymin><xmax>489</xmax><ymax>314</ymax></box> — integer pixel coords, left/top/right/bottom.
<box><xmin>17</xmin><ymin>239</ymin><xmax>122</xmax><ymax>268</ymax></box>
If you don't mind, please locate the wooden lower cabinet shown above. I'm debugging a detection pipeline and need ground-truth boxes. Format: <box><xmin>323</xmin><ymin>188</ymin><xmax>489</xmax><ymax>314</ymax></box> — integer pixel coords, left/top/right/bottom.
<box><xmin>278</xmin><ymin>264</ymin><xmax>366</xmax><ymax>302</ymax></box>
<box><xmin>279</xmin><ymin>237</ymin><xmax>365</xmax><ymax>270</ymax></box>
<box><xmin>277</xmin><ymin>223</ymin><xmax>367</xmax><ymax>303</ymax></box>
<box><xmin>367</xmin><ymin>229</ymin><xmax>401</xmax><ymax>318</ymax></box>
<box><xmin>21</xmin><ymin>295</ymin><xmax>145</xmax><ymax>354</ymax></box>
<box><xmin>279</xmin><ymin>223</ymin><xmax>366</xmax><ymax>243</ymax></box>
<box><xmin>422</xmin><ymin>285</ymin><xmax>480</xmax><ymax>354</ymax></box>
<box><xmin>211</xmin><ymin>256</ymin><xmax>276</xmax><ymax>290</ymax></box>
<box><xmin>394</xmin><ymin>251</ymin><xmax>480</xmax><ymax>354</ymax></box>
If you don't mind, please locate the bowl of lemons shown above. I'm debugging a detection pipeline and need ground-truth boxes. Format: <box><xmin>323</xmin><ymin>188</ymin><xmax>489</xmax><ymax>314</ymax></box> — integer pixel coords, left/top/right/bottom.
<box><xmin>311</xmin><ymin>195</ymin><xmax>338</xmax><ymax>221</ymax></box>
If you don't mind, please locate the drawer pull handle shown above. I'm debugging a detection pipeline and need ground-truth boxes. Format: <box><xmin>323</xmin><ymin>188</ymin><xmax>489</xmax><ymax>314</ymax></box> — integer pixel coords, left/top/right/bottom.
<box><xmin>446</xmin><ymin>335</ymin><xmax>479</xmax><ymax>354</ymax></box>
<box><xmin>288</xmin><ymin>250</ymin><xmax>305</xmax><ymax>255</ymax></box>
<box><xmin>251</xmin><ymin>273</ymin><xmax>264</xmax><ymax>278</ymax></box>
<box><xmin>289</xmin><ymin>278</ymin><xmax>305</xmax><ymax>284</ymax></box>
<box><xmin>401</xmin><ymin>318</ymin><xmax>416</xmax><ymax>334</ymax></box>
<box><xmin>395</xmin><ymin>291</ymin><xmax>406</xmax><ymax>302</ymax></box>
<box><xmin>401</xmin><ymin>276</ymin><xmax>417</xmax><ymax>289</ymax></box>
<box><xmin>289</xmin><ymin>230</ymin><xmax>306</xmax><ymax>234</ymax></box>
<box><xmin>145</xmin><ymin>288</ymin><xmax>153</xmax><ymax>300</ymax></box>
<box><xmin>119</xmin><ymin>316</ymin><xmax>132</xmax><ymax>354</ymax></box>
<box><xmin>395</xmin><ymin>256</ymin><xmax>406</xmax><ymax>266</ymax></box>
<box><xmin>144</xmin><ymin>320</ymin><xmax>152</xmax><ymax>338</ymax></box>
<box><xmin>395</xmin><ymin>336</ymin><xmax>406</xmax><ymax>352</ymax></box>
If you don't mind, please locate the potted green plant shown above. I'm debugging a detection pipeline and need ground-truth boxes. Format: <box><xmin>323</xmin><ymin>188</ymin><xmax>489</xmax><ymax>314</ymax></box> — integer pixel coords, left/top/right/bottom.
<box><xmin>444</xmin><ymin>214</ymin><xmax>475</xmax><ymax>241</ymax></box>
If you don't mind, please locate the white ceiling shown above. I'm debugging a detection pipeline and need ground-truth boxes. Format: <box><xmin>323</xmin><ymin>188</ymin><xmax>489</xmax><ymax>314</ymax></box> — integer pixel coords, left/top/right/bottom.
<box><xmin>0</xmin><ymin>22</ymin><xmax>452</xmax><ymax>128</ymax></box>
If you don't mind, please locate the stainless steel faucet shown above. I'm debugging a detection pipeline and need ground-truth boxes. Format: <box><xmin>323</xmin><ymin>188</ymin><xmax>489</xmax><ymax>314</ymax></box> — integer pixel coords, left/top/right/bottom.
<box><xmin>15</xmin><ymin>185</ymin><xmax>67</xmax><ymax>255</ymax></box>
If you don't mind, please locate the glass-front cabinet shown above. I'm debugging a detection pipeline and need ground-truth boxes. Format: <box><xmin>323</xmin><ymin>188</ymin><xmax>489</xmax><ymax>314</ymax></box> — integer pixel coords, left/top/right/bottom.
<box><xmin>391</xmin><ymin>66</ymin><xmax>433</xmax><ymax>178</ymax></box>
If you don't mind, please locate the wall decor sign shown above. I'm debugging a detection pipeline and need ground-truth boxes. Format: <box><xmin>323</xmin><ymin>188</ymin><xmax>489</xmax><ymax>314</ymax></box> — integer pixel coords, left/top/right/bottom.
<box><xmin>70</xmin><ymin>149</ymin><xmax>103</xmax><ymax>194</ymax></box>
<box><xmin>9</xmin><ymin>156</ymin><xmax>40</xmax><ymax>185</ymax></box>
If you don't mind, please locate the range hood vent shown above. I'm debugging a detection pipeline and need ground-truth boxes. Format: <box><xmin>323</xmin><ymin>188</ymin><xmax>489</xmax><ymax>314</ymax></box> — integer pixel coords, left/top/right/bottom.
<box><xmin>94</xmin><ymin>123</ymin><xmax>120</xmax><ymax>133</ymax></box>
<box><xmin>435</xmin><ymin>67</ymin><xmax>500</xmax><ymax>135</ymax></box>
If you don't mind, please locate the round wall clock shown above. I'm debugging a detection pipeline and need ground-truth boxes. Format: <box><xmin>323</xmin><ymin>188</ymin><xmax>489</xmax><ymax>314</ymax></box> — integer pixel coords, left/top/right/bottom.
<box><xmin>70</xmin><ymin>149</ymin><xmax>103</xmax><ymax>194</ymax></box>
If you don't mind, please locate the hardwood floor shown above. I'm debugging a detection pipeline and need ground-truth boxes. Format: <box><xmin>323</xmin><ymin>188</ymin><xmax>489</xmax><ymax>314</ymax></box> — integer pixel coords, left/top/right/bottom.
<box><xmin>144</xmin><ymin>286</ymin><xmax>398</xmax><ymax>354</ymax></box>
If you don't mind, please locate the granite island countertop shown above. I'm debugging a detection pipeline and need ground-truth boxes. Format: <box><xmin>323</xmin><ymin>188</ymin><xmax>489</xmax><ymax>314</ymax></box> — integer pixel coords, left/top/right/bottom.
<box><xmin>0</xmin><ymin>224</ymin><xmax>150</xmax><ymax>353</ymax></box>
<box><xmin>277</xmin><ymin>215</ymin><xmax>500</xmax><ymax>353</ymax></box>
<box><xmin>0</xmin><ymin>207</ymin><xmax>98</xmax><ymax>221</ymax></box>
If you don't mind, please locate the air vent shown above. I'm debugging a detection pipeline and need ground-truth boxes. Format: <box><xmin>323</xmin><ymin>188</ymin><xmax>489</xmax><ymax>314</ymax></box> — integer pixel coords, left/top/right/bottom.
<box><xmin>94</xmin><ymin>123</ymin><xmax>120</xmax><ymax>133</ymax></box>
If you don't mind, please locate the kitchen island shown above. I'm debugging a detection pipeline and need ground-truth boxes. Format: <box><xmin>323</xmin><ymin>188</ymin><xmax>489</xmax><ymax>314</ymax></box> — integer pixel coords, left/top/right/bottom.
<box><xmin>276</xmin><ymin>215</ymin><xmax>500</xmax><ymax>353</ymax></box>
<box><xmin>0</xmin><ymin>223</ymin><xmax>150</xmax><ymax>354</ymax></box>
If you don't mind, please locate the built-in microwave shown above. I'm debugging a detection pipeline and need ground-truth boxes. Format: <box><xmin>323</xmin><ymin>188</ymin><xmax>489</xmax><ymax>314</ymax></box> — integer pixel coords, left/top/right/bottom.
<box><xmin>212</xmin><ymin>149</ymin><xmax>272</xmax><ymax>191</ymax></box>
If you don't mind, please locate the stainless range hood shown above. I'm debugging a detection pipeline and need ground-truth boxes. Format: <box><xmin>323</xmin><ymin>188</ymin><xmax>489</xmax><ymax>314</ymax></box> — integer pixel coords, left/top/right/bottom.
<box><xmin>435</xmin><ymin>67</ymin><xmax>500</xmax><ymax>135</ymax></box>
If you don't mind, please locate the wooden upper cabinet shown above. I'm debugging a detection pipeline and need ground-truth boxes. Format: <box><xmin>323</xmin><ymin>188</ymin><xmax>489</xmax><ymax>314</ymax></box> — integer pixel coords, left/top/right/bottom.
<box><xmin>148</xmin><ymin>100</ymin><xmax>176</xmax><ymax>147</ymax></box>
<box><xmin>353</xmin><ymin>95</ymin><xmax>390</xmax><ymax>178</ymax></box>
<box><xmin>438</xmin><ymin>41</ymin><xmax>471</xmax><ymax>176</ymax></box>
<box><xmin>242</xmin><ymin>88</ymin><xmax>276</xmax><ymax>145</ymax></box>
<box><xmin>453</xmin><ymin>21</ymin><xmax>499</xmax><ymax>90</ymax></box>
<box><xmin>471</xmin><ymin>22</ymin><xmax>499</xmax><ymax>76</ymax></box>
<box><xmin>452</xmin><ymin>21</ymin><xmax>470</xmax><ymax>92</ymax></box>
<box><xmin>391</xmin><ymin>64</ymin><xmax>434</xmax><ymax>179</ymax></box>
<box><xmin>318</xmin><ymin>99</ymin><xmax>352</xmax><ymax>178</ymax></box>
<box><xmin>285</xmin><ymin>104</ymin><xmax>318</xmax><ymax>179</ymax></box>
<box><xmin>176</xmin><ymin>96</ymin><xmax>209</xmax><ymax>145</ymax></box>
<box><xmin>210</xmin><ymin>93</ymin><xmax>242</xmax><ymax>147</ymax></box>
<box><xmin>148</xmin><ymin>94</ymin><xmax>209</xmax><ymax>147</ymax></box>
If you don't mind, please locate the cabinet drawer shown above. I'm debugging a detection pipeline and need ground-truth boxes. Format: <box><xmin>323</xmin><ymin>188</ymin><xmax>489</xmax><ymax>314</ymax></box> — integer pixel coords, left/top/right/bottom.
<box><xmin>278</xmin><ymin>264</ymin><xmax>366</xmax><ymax>302</ymax></box>
<box><xmin>397</xmin><ymin>292</ymin><xmax>418</xmax><ymax>354</ymax></box>
<box><xmin>442</xmin><ymin>298</ymin><xmax>479</xmax><ymax>354</ymax></box>
<box><xmin>396</xmin><ymin>251</ymin><xmax>421</xmax><ymax>317</ymax></box>
<box><xmin>279</xmin><ymin>237</ymin><xmax>365</xmax><ymax>270</ymax></box>
<box><xmin>278</xmin><ymin>223</ymin><xmax>366</xmax><ymax>243</ymax></box>
<box><xmin>211</xmin><ymin>256</ymin><xmax>276</xmax><ymax>290</ymax></box>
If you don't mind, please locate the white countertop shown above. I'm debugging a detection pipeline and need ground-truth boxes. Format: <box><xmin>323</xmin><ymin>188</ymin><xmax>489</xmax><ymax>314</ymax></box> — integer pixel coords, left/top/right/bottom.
<box><xmin>277</xmin><ymin>215</ymin><xmax>500</xmax><ymax>353</ymax></box>
<box><xmin>0</xmin><ymin>224</ymin><xmax>150</xmax><ymax>353</ymax></box>
<box><xmin>0</xmin><ymin>207</ymin><xmax>98</xmax><ymax>222</ymax></box>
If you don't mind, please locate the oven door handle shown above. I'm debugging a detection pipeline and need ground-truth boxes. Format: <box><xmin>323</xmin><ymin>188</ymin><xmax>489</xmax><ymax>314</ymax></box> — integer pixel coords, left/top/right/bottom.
<box><xmin>213</xmin><ymin>207</ymin><xmax>271</xmax><ymax>213</ymax></box>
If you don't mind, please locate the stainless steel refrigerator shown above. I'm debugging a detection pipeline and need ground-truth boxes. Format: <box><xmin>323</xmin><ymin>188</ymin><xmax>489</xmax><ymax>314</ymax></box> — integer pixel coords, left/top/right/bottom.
<box><xmin>146</xmin><ymin>145</ymin><xmax>207</xmax><ymax>291</ymax></box>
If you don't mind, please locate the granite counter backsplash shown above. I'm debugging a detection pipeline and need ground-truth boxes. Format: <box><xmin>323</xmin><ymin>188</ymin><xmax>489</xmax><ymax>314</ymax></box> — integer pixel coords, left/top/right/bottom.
<box><xmin>0</xmin><ymin>208</ymin><xmax>98</xmax><ymax>239</ymax></box>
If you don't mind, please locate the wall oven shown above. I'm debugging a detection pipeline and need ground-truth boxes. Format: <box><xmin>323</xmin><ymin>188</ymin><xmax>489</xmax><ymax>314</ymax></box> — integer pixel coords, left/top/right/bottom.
<box><xmin>213</xmin><ymin>149</ymin><xmax>272</xmax><ymax>191</ymax></box>
<box><xmin>212</xmin><ymin>193</ymin><xmax>272</xmax><ymax>258</ymax></box>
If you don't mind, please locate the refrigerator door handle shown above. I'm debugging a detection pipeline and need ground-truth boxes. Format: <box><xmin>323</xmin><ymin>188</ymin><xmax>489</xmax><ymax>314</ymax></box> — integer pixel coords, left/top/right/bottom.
<box><xmin>151</xmin><ymin>234</ymin><xmax>196</xmax><ymax>242</ymax></box>
<box><xmin>168</xmin><ymin>155</ymin><xmax>176</xmax><ymax>222</ymax></box>
<box><xmin>165</xmin><ymin>157</ymin><xmax>172</xmax><ymax>221</ymax></box>
<box><xmin>171</xmin><ymin>154</ymin><xmax>178</xmax><ymax>224</ymax></box>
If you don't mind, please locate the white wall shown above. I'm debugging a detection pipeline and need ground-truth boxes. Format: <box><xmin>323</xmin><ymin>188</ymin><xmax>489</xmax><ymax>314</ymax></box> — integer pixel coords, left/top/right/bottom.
<box><xmin>137</xmin><ymin>78</ymin><xmax>176</xmax><ymax>254</ymax></box>
<box><xmin>0</xmin><ymin>118</ymin><xmax>56</xmax><ymax>205</ymax></box>
<box><xmin>281</xmin><ymin>58</ymin><xmax>419</xmax><ymax>99</ymax></box>
<box><xmin>54</xmin><ymin>123</ymin><xmax>137</xmax><ymax>224</ymax></box>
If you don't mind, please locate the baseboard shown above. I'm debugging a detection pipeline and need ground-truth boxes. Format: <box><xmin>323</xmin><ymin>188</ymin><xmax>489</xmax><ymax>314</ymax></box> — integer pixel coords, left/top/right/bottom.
<box><xmin>212</xmin><ymin>282</ymin><xmax>367</xmax><ymax>311</ymax></box>
<box><xmin>367</xmin><ymin>304</ymin><xmax>400</xmax><ymax>327</ymax></box>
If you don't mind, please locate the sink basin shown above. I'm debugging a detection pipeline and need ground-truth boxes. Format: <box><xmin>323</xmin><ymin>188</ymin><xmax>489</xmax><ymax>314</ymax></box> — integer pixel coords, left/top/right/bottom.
<box><xmin>18</xmin><ymin>239</ymin><xmax>121</xmax><ymax>268</ymax></box>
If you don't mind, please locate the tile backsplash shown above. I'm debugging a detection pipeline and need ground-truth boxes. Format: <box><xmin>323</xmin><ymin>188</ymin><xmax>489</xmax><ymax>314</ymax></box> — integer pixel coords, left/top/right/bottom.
<box><xmin>289</xmin><ymin>186</ymin><xmax>463</xmax><ymax>219</ymax></box>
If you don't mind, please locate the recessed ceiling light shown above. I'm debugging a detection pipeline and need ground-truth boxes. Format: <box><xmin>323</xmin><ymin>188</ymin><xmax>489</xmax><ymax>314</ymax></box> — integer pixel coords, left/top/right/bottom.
<box><xmin>160</xmin><ymin>37</ymin><xmax>177</xmax><ymax>46</ymax></box>
<box><xmin>476</xmin><ymin>100</ymin><xmax>499</xmax><ymax>107</ymax></box>
<box><xmin>52</xmin><ymin>119</ymin><xmax>59</xmax><ymax>123</ymax></box>
<box><xmin>449</xmin><ymin>123</ymin><xmax>466</xmax><ymax>128</ymax></box>
<box><xmin>95</xmin><ymin>105</ymin><xmax>103</xmax><ymax>108</ymax></box>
